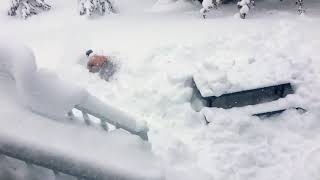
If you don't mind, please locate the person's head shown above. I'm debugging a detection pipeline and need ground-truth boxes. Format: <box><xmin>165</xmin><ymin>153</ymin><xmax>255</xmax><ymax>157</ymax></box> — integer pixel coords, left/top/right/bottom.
<box><xmin>86</xmin><ymin>49</ymin><xmax>94</xmax><ymax>58</ymax></box>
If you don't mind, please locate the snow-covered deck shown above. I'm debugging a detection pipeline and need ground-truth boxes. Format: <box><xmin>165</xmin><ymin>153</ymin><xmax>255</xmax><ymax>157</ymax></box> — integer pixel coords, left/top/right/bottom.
<box><xmin>0</xmin><ymin>75</ymin><xmax>162</xmax><ymax>180</ymax></box>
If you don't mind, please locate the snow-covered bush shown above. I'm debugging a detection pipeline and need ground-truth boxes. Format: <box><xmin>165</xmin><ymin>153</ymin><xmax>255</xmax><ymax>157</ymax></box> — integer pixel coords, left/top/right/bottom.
<box><xmin>78</xmin><ymin>0</ymin><xmax>116</xmax><ymax>17</ymax></box>
<box><xmin>200</xmin><ymin>0</ymin><xmax>221</xmax><ymax>18</ymax></box>
<box><xmin>8</xmin><ymin>0</ymin><xmax>51</xmax><ymax>19</ymax></box>
<box><xmin>296</xmin><ymin>0</ymin><xmax>305</xmax><ymax>14</ymax></box>
<box><xmin>237</xmin><ymin>0</ymin><xmax>255</xmax><ymax>19</ymax></box>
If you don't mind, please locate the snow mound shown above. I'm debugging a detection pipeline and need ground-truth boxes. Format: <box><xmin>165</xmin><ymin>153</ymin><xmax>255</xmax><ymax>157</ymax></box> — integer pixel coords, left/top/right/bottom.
<box><xmin>0</xmin><ymin>40</ymin><xmax>88</xmax><ymax>120</ymax></box>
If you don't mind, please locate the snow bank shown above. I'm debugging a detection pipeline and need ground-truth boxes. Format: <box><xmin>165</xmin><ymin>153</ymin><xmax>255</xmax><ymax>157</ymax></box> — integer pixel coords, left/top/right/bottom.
<box><xmin>0</xmin><ymin>40</ymin><xmax>88</xmax><ymax>120</ymax></box>
<box><xmin>195</xmin><ymin>108</ymin><xmax>320</xmax><ymax>180</ymax></box>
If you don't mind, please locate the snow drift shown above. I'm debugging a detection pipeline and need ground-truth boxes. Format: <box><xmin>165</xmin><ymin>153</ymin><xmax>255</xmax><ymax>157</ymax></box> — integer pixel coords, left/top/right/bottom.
<box><xmin>0</xmin><ymin>40</ymin><xmax>88</xmax><ymax>120</ymax></box>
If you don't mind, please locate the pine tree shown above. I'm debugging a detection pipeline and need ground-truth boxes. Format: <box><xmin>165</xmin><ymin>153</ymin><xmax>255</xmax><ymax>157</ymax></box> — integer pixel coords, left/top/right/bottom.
<box><xmin>79</xmin><ymin>0</ymin><xmax>116</xmax><ymax>17</ymax></box>
<box><xmin>8</xmin><ymin>0</ymin><xmax>51</xmax><ymax>19</ymax></box>
<box><xmin>237</xmin><ymin>0</ymin><xmax>255</xmax><ymax>19</ymax></box>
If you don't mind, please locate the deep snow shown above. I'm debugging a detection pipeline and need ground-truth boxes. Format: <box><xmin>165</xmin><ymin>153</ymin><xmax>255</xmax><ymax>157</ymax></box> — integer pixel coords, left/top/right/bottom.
<box><xmin>0</xmin><ymin>41</ymin><xmax>89</xmax><ymax>120</ymax></box>
<box><xmin>0</xmin><ymin>66</ymin><xmax>162</xmax><ymax>180</ymax></box>
<box><xmin>0</xmin><ymin>0</ymin><xmax>320</xmax><ymax>179</ymax></box>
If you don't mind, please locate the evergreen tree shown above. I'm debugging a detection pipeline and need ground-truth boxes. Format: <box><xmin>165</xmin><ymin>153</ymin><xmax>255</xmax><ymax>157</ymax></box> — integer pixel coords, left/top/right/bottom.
<box><xmin>200</xmin><ymin>0</ymin><xmax>221</xmax><ymax>19</ymax></box>
<box><xmin>79</xmin><ymin>0</ymin><xmax>116</xmax><ymax>17</ymax></box>
<box><xmin>237</xmin><ymin>0</ymin><xmax>255</xmax><ymax>19</ymax></box>
<box><xmin>296</xmin><ymin>0</ymin><xmax>305</xmax><ymax>14</ymax></box>
<box><xmin>8</xmin><ymin>0</ymin><xmax>51</xmax><ymax>19</ymax></box>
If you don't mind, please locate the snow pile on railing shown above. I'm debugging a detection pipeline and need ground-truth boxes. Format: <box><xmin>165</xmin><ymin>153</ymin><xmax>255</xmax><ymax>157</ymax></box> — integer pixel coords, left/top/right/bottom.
<box><xmin>0</xmin><ymin>41</ymin><xmax>88</xmax><ymax>120</ymax></box>
<box><xmin>0</xmin><ymin>78</ymin><xmax>162</xmax><ymax>179</ymax></box>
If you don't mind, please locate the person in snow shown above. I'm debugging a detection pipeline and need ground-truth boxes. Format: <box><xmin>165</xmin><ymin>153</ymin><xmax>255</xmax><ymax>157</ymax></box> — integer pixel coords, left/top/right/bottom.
<box><xmin>86</xmin><ymin>49</ymin><xmax>117</xmax><ymax>81</ymax></box>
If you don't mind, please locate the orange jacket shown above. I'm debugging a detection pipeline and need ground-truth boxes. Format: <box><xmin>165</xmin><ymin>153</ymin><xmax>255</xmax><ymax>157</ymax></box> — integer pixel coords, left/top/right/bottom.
<box><xmin>87</xmin><ymin>55</ymin><xmax>108</xmax><ymax>73</ymax></box>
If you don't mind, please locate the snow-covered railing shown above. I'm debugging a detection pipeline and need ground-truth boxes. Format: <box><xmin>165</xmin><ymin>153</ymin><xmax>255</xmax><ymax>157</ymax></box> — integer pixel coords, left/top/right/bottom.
<box><xmin>69</xmin><ymin>94</ymin><xmax>149</xmax><ymax>141</ymax></box>
<box><xmin>0</xmin><ymin>41</ymin><xmax>156</xmax><ymax>180</ymax></box>
<box><xmin>0</xmin><ymin>143</ymin><xmax>111</xmax><ymax>180</ymax></box>
<box><xmin>0</xmin><ymin>42</ymin><xmax>149</xmax><ymax>141</ymax></box>
<box><xmin>0</xmin><ymin>135</ymin><xmax>160</xmax><ymax>180</ymax></box>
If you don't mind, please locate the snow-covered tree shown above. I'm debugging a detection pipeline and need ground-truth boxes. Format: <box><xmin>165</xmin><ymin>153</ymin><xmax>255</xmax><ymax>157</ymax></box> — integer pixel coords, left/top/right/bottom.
<box><xmin>78</xmin><ymin>0</ymin><xmax>116</xmax><ymax>17</ymax></box>
<box><xmin>196</xmin><ymin>0</ymin><xmax>307</xmax><ymax>19</ymax></box>
<box><xmin>200</xmin><ymin>0</ymin><xmax>221</xmax><ymax>18</ymax></box>
<box><xmin>8</xmin><ymin>0</ymin><xmax>51</xmax><ymax>19</ymax></box>
<box><xmin>237</xmin><ymin>0</ymin><xmax>255</xmax><ymax>19</ymax></box>
<box><xmin>296</xmin><ymin>0</ymin><xmax>305</xmax><ymax>14</ymax></box>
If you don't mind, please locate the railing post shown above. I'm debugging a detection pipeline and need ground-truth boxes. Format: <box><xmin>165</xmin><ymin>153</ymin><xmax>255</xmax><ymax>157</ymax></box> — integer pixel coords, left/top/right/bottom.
<box><xmin>82</xmin><ymin>111</ymin><xmax>91</xmax><ymax>126</ymax></box>
<box><xmin>0</xmin><ymin>153</ymin><xmax>5</xmax><ymax>161</ymax></box>
<box><xmin>53</xmin><ymin>171</ymin><xmax>59</xmax><ymax>179</ymax></box>
<box><xmin>67</xmin><ymin>110</ymin><xmax>75</xmax><ymax>121</ymax></box>
<box><xmin>100</xmin><ymin>118</ymin><xmax>109</xmax><ymax>131</ymax></box>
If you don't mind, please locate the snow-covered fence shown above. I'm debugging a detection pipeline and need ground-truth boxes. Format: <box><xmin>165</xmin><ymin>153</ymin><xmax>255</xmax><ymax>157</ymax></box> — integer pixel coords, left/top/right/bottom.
<box><xmin>70</xmin><ymin>94</ymin><xmax>149</xmax><ymax>141</ymax></box>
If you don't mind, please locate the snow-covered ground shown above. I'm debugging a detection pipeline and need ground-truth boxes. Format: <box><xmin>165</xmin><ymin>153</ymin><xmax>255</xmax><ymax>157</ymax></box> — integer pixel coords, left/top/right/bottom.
<box><xmin>1</xmin><ymin>0</ymin><xmax>320</xmax><ymax>179</ymax></box>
